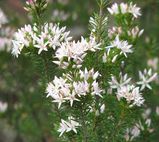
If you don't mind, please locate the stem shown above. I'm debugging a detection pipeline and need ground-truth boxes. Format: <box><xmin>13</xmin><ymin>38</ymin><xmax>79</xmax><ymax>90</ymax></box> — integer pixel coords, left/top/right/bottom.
<box><xmin>92</xmin><ymin>0</ymin><xmax>106</xmax><ymax>137</ymax></box>
<box><xmin>80</xmin><ymin>105</ymin><xmax>88</xmax><ymax>142</ymax></box>
<box><xmin>107</xmin><ymin>107</ymin><xmax>126</xmax><ymax>141</ymax></box>
<box><xmin>31</xmin><ymin>0</ymin><xmax>46</xmax><ymax>31</ymax></box>
<box><xmin>108</xmin><ymin>120</ymin><xmax>123</xmax><ymax>142</ymax></box>
<box><xmin>43</xmin><ymin>55</ymin><xmax>50</xmax><ymax>81</ymax></box>
<box><xmin>96</xmin><ymin>0</ymin><xmax>108</xmax><ymax>42</ymax></box>
<box><xmin>96</xmin><ymin>1</ymin><xmax>104</xmax><ymax>43</ymax></box>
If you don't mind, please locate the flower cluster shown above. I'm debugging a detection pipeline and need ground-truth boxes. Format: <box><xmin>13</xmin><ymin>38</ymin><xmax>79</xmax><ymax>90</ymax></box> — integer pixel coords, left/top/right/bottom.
<box><xmin>109</xmin><ymin>69</ymin><xmax>157</xmax><ymax>107</ymax></box>
<box><xmin>46</xmin><ymin>68</ymin><xmax>102</xmax><ymax>108</ymax></box>
<box><xmin>125</xmin><ymin>125</ymin><xmax>141</xmax><ymax>141</ymax></box>
<box><xmin>127</xmin><ymin>26</ymin><xmax>144</xmax><ymax>39</ymax></box>
<box><xmin>117</xmin><ymin>85</ymin><xmax>144</xmax><ymax>107</ymax></box>
<box><xmin>108</xmin><ymin>26</ymin><xmax>122</xmax><ymax>39</ymax></box>
<box><xmin>108</xmin><ymin>26</ymin><xmax>144</xmax><ymax>39</ymax></box>
<box><xmin>53</xmin><ymin>36</ymin><xmax>100</xmax><ymax>68</ymax></box>
<box><xmin>58</xmin><ymin>116</ymin><xmax>80</xmax><ymax>137</ymax></box>
<box><xmin>109</xmin><ymin>73</ymin><xmax>144</xmax><ymax>107</ymax></box>
<box><xmin>107</xmin><ymin>2</ymin><xmax>141</xmax><ymax>18</ymax></box>
<box><xmin>109</xmin><ymin>35</ymin><xmax>133</xmax><ymax>58</ymax></box>
<box><xmin>12</xmin><ymin>23</ymin><xmax>71</xmax><ymax>57</ymax></box>
<box><xmin>103</xmin><ymin>36</ymin><xmax>133</xmax><ymax>63</ymax></box>
<box><xmin>105</xmin><ymin>2</ymin><xmax>143</xmax><ymax>63</ymax></box>
<box><xmin>125</xmin><ymin>108</ymin><xmax>154</xmax><ymax>141</ymax></box>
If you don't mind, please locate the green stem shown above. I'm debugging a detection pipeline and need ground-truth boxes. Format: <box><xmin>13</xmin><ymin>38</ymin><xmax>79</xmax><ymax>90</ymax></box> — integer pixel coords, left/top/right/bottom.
<box><xmin>96</xmin><ymin>1</ymin><xmax>104</xmax><ymax>43</ymax></box>
<box><xmin>80</xmin><ymin>105</ymin><xmax>88</xmax><ymax>142</ymax></box>
<box><xmin>32</xmin><ymin>0</ymin><xmax>45</xmax><ymax>30</ymax></box>
<box><xmin>108</xmin><ymin>106</ymin><xmax>126</xmax><ymax>142</ymax></box>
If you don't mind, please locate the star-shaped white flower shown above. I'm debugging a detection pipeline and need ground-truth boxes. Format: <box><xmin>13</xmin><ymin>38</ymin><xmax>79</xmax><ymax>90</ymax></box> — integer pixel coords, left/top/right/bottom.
<box><xmin>137</xmin><ymin>69</ymin><xmax>157</xmax><ymax>90</ymax></box>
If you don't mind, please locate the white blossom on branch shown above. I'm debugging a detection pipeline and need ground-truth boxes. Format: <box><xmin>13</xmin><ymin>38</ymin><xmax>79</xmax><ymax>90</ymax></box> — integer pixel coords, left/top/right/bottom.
<box><xmin>116</xmin><ymin>85</ymin><xmax>144</xmax><ymax>107</ymax></box>
<box><xmin>107</xmin><ymin>2</ymin><xmax>141</xmax><ymax>18</ymax></box>
<box><xmin>12</xmin><ymin>23</ymin><xmax>71</xmax><ymax>57</ymax></box>
<box><xmin>137</xmin><ymin>69</ymin><xmax>157</xmax><ymax>90</ymax></box>
<box><xmin>58</xmin><ymin>116</ymin><xmax>81</xmax><ymax>137</ymax></box>
<box><xmin>53</xmin><ymin>36</ymin><xmax>100</xmax><ymax>69</ymax></box>
<box><xmin>109</xmin><ymin>73</ymin><xmax>132</xmax><ymax>89</ymax></box>
<box><xmin>46</xmin><ymin>68</ymin><xmax>103</xmax><ymax>108</ymax></box>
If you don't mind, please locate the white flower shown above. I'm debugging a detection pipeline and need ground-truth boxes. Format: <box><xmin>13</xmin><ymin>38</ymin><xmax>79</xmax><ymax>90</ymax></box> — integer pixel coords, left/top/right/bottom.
<box><xmin>65</xmin><ymin>92</ymin><xmax>80</xmax><ymax>107</ymax></box>
<box><xmin>107</xmin><ymin>3</ymin><xmax>119</xmax><ymax>15</ymax></box>
<box><xmin>16</xmin><ymin>25</ymin><xmax>33</xmax><ymax>46</ymax></box>
<box><xmin>54</xmin><ymin>36</ymin><xmax>100</xmax><ymax>68</ymax></box>
<box><xmin>34</xmin><ymin>37</ymin><xmax>49</xmax><ymax>54</ymax></box>
<box><xmin>117</xmin><ymin>85</ymin><xmax>144</xmax><ymax>107</ymax></box>
<box><xmin>73</xmin><ymin>81</ymin><xmax>89</xmax><ymax>96</ymax></box>
<box><xmin>137</xmin><ymin>69</ymin><xmax>157</xmax><ymax>90</ymax></box>
<box><xmin>125</xmin><ymin>125</ymin><xmax>140</xmax><ymax>141</ymax></box>
<box><xmin>131</xmin><ymin>126</ymin><xmax>141</xmax><ymax>140</ymax></box>
<box><xmin>130</xmin><ymin>126</ymin><xmax>141</xmax><ymax>141</ymax></box>
<box><xmin>79</xmin><ymin>68</ymin><xmax>100</xmax><ymax>81</ymax></box>
<box><xmin>111</xmin><ymin>36</ymin><xmax>133</xmax><ymax>57</ymax></box>
<box><xmin>11</xmin><ymin>25</ymin><xmax>33</xmax><ymax>57</ymax></box>
<box><xmin>0</xmin><ymin>101</ymin><xmax>8</xmax><ymax>113</ymax></box>
<box><xmin>92</xmin><ymin>81</ymin><xmax>103</xmax><ymax>97</ymax></box>
<box><xmin>44</xmin><ymin>23</ymin><xmax>71</xmax><ymax>48</ymax></box>
<box><xmin>109</xmin><ymin>73</ymin><xmax>131</xmax><ymax>89</ymax></box>
<box><xmin>120</xmin><ymin>3</ymin><xmax>128</xmax><ymax>14</ymax></box>
<box><xmin>58</xmin><ymin>119</ymin><xmax>69</xmax><ymax>136</ymax></box>
<box><xmin>53</xmin><ymin>94</ymin><xmax>66</xmax><ymax>109</ymax></box>
<box><xmin>58</xmin><ymin>117</ymin><xmax>80</xmax><ymax>137</ymax></box>
<box><xmin>46</xmin><ymin>76</ymin><xmax>70</xmax><ymax>108</ymax></box>
<box><xmin>12</xmin><ymin>40</ymin><xmax>24</xmax><ymax>57</ymax></box>
<box><xmin>129</xmin><ymin>2</ymin><xmax>141</xmax><ymax>18</ymax></box>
